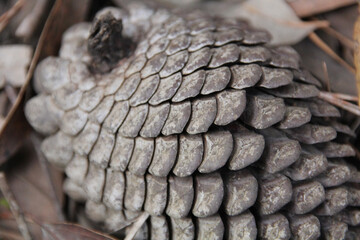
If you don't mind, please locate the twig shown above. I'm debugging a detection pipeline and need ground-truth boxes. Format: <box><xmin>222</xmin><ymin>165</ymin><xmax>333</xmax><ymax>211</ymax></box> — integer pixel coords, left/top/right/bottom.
<box><xmin>0</xmin><ymin>0</ymin><xmax>25</xmax><ymax>32</ymax></box>
<box><xmin>0</xmin><ymin>172</ymin><xmax>32</xmax><ymax>240</ymax></box>
<box><xmin>287</xmin><ymin>0</ymin><xmax>357</xmax><ymax>18</ymax></box>
<box><xmin>15</xmin><ymin>0</ymin><xmax>48</xmax><ymax>39</ymax></box>
<box><xmin>30</xmin><ymin>134</ymin><xmax>65</xmax><ymax>222</ymax></box>
<box><xmin>329</xmin><ymin>92</ymin><xmax>358</xmax><ymax>102</ymax></box>
<box><xmin>322</xmin><ymin>27</ymin><xmax>355</xmax><ymax>51</ymax></box>
<box><xmin>322</xmin><ymin>62</ymin><xmax>330</xmax><ymax>92</ymax></box>
<box><xmin>318</xmin><ymin>91</ymin><xmax>360</xmax><ymax>116</ymax></box>
<box><xmin>309</xmin><ymin>32</ymin><xmax>356</xmax><ymax>74</ymax></box>
<box><xmin>124</xmin><ymin>212</ymin><xmax>150</xmax><ymax>240</ymax></box>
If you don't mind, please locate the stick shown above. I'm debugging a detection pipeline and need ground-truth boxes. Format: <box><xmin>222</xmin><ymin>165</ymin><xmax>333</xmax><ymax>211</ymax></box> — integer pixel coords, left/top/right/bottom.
<box><xmin>124</xmin><ymin>212</ymin><xmax>150</xmax><ymax>240</ymax></box>
<box><xmin>318</xmin><ymin>91</ymin><xmax>360</xmax><ymax>116</ymax></box>
<box><xmin>0</xmin><ymin>0</ymin><xmax>25</xmax><ymax>32</ymax></box>
<box><xmin>322</xmin><ymin>27</ymin><xmax>355</xmax><ymax>51</ymax></box>
<box><xmin>322</xmin><ymin>61</ymin><xmax>331</xmax><ymax>92</ymax></box>
<box><xmin>328</xmin><ymin>92</ymin><xmax>358</xmax><ymax>102</ymax></box>
<box><xmin>0</xmin><ymin>172</ymin><xmax>32</xmax><ymax>240</ymax></box>
<box><xmin>288</xmin><ymin>0</ymin><xmax>357</xmax><ymax>18</ymax></box>
<box><xmin>309</xmin><ymin>32</ymin><xmax>356</xmax><ymax>74</ymax></box>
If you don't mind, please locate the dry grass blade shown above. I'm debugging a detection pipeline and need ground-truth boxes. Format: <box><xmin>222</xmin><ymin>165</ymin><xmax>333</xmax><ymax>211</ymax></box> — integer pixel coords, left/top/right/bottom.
<box><xmin>0</xmin><ymin>172</ymin><xmax>32</xmax><ymax>240</ymax></box>
<box><xmin>322</xmin><ymin>27</ymin><xmax>355</xmax><ymax>50</ymax></box>
<box><xmin>0</xmin><ymin>0</ymin><xmax>25</xmax><ymax>32</ymax></box>
<box><xmin>354</xmin><ymin>4</ymin><xmax>360</xmax><ymax>106</ymax></box>
<box><xmin>288</xmin><ymin>0</ymin><xmax>357</xmax><ymax>17</ymax></box>
<box><xmin>309</xmin><ymin>32</ymin><xmax>356</xmax><ymax>74</ymax></box>
<box><xmin>319</xmin><ymin>91</ymin><xmax>360</xmax><ymax>116</ymax></box>
<box><xmin>329</xmin><ymin>92</ymin><xmax>358</xmax><ymax>102</ymax></box>
<box><xmin>322</xmin><ymin>61</ymin><xmax>330</xmax><ymax>92</ymax></box>
<box><xmin>124</xmin><ymin>212</ymin><xmax>150</xmax><ymax>240</ymax></box>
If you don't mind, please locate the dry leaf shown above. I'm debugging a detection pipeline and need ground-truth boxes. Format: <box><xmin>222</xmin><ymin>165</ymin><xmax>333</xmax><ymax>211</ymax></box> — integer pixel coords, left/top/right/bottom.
<box><xmin>0</xmin><ymin>217</ymin><xmax>40</xmax><ymax>240</ymax></box>
<box><xmin>204</xmin><ymin>0</ymin><xmax>329</xmax><ymax>45</ymax></box>
<box><xmin>5</xmin><ymin>139</ymin><xmax>64</xmax><ymax>223</ymax></box>
<box><xmin>0</xmin><ymin>138</ymin><xmax>63</xmax><ymax>239</ymax></box>
<box><xmin>0</xmin><ymin>100</ymin><xmax>31</xmax><ymax>165</ymax></box>
<box><xmin>41</xmin><ymin>223</ymin><xmax>118</xmax><ymax>240</ymax></box>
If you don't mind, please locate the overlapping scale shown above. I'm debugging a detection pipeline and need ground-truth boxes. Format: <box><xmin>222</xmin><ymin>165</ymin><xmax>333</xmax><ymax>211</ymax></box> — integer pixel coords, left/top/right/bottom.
<box><xmin>188</xmin><ymin>31</ymin><xmax>214</xmax><ymax>52</ymax></box>
<box><xmin>182</xmin><ymin>48</ymin><xmax>211</xmax><ymax>75</ymax></box>
<box><xmin>287</xmin><ymin>214</ymin><xmax>321</xmax><ymax>240</ymax></box>
<box><xmin>173</xmin><ymin>70</ymin><xmax>205</xmax><ymax>102</ymax></box>
<box><xmin>256</xmin><ymin>173</ymin><xmax>292</xmax><ymax>215</ymax></box>
<box><xmin>149</xmin><ymin>72</ymin><xmax>182</xmax><ymax>105</ymax></box>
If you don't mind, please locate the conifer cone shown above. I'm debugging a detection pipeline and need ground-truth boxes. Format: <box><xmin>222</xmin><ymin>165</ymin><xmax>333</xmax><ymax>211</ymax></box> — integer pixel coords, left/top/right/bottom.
<box><xmin>25</xmin><ymin>3</ymin><xmax>360</xmax><ymax>240</ymax></box>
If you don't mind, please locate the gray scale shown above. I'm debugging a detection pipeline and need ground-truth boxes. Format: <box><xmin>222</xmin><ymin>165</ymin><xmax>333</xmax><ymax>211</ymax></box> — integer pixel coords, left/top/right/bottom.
<box><xmin>188</xmin><ymin>31</ymin><xmax>215</xmax><ymax>52</ymax></box>
<box><xmin>214</xmin><ymin>28</ymin><xmax>244</xmax><ymax>46</ymax></box>
<box><xmin>114</xmin><ymin>73</ymin><xmax>141</xmax><ymax>101</ymax></box>
<box><xmin>129</xmin><ymin>74</ymin><xmax>160</xmax><ymax>107</ymax></box>
<box><xmin>149</xmin><ymin>136</ymin><xmax>178</xmax><ymax>177</ymax></box>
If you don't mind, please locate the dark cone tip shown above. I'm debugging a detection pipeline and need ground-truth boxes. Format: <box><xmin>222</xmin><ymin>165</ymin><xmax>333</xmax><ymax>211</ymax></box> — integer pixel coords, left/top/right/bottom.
<box><xmin>88</xmin><ymin>12</ymin><xmax>135</xmax><ymax>74</ymax></box>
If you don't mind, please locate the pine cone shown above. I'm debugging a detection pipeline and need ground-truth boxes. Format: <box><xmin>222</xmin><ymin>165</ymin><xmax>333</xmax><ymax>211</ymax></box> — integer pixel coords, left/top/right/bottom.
<box><xmin>25</xmin><ymin>4</ymin><xmax>360</xmax><ymax>240</ymax></box>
